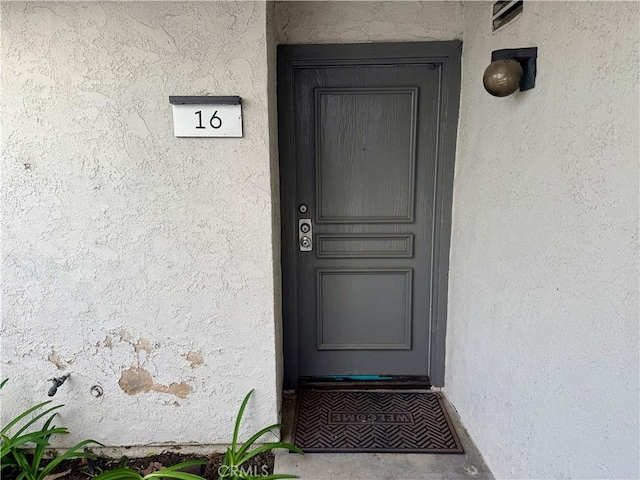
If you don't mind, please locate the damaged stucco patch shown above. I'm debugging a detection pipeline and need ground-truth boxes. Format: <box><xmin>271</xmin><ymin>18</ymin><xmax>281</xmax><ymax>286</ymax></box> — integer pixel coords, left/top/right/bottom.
<box><xmin>119</xmin><ymin>330</ymin><xmax>132</xmax><ymax>343</ymax></box>
<box><xmin>103</xmin><ymin>330</ymin><xmax>194</xmax><ymax>399</ymax></box>
<box><xmin>182</xmin><ymin>350</ymin><xmax>204</xmax><ymax>368</ymax></box>
<box><xmin>134</xmin><ymin>337</ymin><xmax>153</xmax><ymax>355</ymax></box>
<box><xmin>108</xmin><ymin>330</ymin><xmax>154</xmax><ymax>355</ymax></box>
<box><xmin>119</xmin><ymin>367</ymin><xmax>154</xmax><ymax>394</ymax></box>
<box><xmin>105</xmin><ymin>330</ymin><xmax>154</xmax><ymax>357</ymax></box>
<box><xmin>48</xmin><ymin>351</ymin><xmax>67</xmax><ymax>370</ymax></box>
<box><xmin>118</xmin><ymin>367</ymin><xmax>192</xmax><ymax>399</ymax></box>
<box><xmin>152</xmin><ymin>380</ymin><xmax>193</xmax><ymax>399</ymax></box>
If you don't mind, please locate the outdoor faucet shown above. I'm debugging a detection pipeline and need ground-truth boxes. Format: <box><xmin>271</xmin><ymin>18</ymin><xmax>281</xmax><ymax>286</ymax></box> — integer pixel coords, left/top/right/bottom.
<box><xmin>47</xmin><ymin>374</ymin><xmax>69</xmax><ymax>397</ymax></box>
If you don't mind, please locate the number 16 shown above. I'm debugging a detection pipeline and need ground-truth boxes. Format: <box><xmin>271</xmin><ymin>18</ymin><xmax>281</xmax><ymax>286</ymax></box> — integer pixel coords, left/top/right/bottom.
<box><xmin>195</xmin><ymin>111</ymin><xmax>222</xmax><ymax>129</ymax></box>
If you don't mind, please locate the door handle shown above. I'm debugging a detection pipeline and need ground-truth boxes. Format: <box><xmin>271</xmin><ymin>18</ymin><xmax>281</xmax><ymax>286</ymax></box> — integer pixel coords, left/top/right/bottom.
<box><xmin>299</xmin><ymin>219</ymin><xmax>312</xmax><ymax>251</ymax></box>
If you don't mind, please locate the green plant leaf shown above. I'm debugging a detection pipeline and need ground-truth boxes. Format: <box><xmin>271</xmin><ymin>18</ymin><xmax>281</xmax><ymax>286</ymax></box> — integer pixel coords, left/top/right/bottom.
<box><xmin>2</xmin><ymin>460</ymin><xmax>18</xmax><ymax>470</ymax></box>
<box><xmin>235</xmin><ymin>423</ymin><xmax>284</xmax><ymax>459</ymax></box>
<box><xmin>237</xmin><ymin>443</ymin><xmax>303</xmax><ymax>467</ymax></box>
<box><xmin>0</xmin><ymin>379</ymin><xmax>8</xmax><ymax>390</ymax></box>
<box><xmin>92</xmin><ymin>468</ymin><xmax>142</xmax><ymax>480</ymax></box>
<box><xmin>1</xmin><ymin>401</ymin><xmax>56</xmax><ymax>436</ymax></box>
<box><xmin>31</xmin><ymin>412</ymin><xmax>58</xmax><ymax>474</ymax></box>
<box><xmin>220</xmin><ymin>448</ymin><xmax>234</xmax><ymax>479</ymax></box>
<box><xmin>2</xmin><ymin>427</ymin><xmax>68</xmax><ymax>447</ymax></box>
<box><xmin>38</xmin><ymin>439</ymin><xmax>100</xmax><ymax>479</ymax></box>
<box><xmin>0</xmin><ymin>381</ymin><xmax>100</xmax><ymax>480</ymax></box>
<box><xmin>232</xmin><ymin>389</ymin><xmax>254</xmax><ymax>456</ymax></box>
<box><xmin>1</xmin><ymin>428</ymin><xmax>68</xmax><ymax>459</ymax></box>
<box><xmin>11</xmin><ymin>448</ymin><xmax>31</xmax><ymax>478</ymax></box>
<box><xmin>144</xmin><ymin>472</ymin><xmax>205</xmax><ymax>480</ymax></box>
<box><xmin>158</xmin><ymin>460</ymin><xmax>207</xmax><ymax>472</ymax></box>
<box><xmin>221</xmin><ymin>390</ymin><xmax>303</xmax><ymax>480</ymax></box>
<box><xmin>93</xmin><ymin>461</ymin><xmax>206</xmax><ymax>480</ymax></box>
<box><xmin>14</xmin><ymin>405</ymin><xmax>64</xmax><ymax>438</ymax></box>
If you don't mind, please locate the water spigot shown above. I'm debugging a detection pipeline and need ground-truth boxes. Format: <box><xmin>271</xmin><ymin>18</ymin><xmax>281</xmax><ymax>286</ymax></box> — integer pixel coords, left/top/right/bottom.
<box><xmin>47</xmin><ymin>374</ymin><xmax>69</xmax><ymax>397</ymax></box>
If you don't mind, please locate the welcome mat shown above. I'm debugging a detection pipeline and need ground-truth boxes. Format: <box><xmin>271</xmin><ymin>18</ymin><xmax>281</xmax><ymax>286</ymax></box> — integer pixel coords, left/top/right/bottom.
<box><xmin>292</xmin><ymin>390</ymin><xmax>464</xmax><ymax>454</ymax></box>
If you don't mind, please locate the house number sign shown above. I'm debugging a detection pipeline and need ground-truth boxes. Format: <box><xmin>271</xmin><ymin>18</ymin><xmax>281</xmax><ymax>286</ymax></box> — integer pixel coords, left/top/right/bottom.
<box><xmin>169</xmin><ymin>96</ymin><xmax>242</xmax><ymax>138</ymax></box>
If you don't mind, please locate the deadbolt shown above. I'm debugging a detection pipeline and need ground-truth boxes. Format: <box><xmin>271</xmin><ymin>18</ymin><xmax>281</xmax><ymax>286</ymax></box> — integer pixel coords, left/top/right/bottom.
<box><xmin>299</xmin><ymin>204</ymin><xmax>308</xmax><ymax>214</ymax></box>
<box><xmin>299</xmin><ymin>219</ymin><xmax>312</xmax><ymax>252</ymax></box>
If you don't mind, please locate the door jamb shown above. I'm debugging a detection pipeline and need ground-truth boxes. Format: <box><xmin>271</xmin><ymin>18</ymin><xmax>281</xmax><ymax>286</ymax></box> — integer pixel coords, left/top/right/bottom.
<box><xmin>277</xmin><ymin>41</ymin><xmax>462</xmax><ymax>389</ymax></box>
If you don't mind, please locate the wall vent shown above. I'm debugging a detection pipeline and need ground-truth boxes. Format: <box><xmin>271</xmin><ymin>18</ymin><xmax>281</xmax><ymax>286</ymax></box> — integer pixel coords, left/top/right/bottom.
<box><xmin>492</xmin><ymin>0</ymin><xmax>523</xmax><ymax>32</ymax></box>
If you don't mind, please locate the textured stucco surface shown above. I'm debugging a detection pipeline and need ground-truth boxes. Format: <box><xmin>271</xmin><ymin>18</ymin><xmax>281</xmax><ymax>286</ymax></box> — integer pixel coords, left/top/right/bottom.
<box><xmin>275</xmin><ymin>1</ymin><xmax>462</xmax><ymax>44</ymax></box>
<box><xmin>445</xmin><ymin>2</ymin><xmax>640</xmax><ymax>479</ymax></box>
<box><xmin>1</xmin><ymin>2</ymin><xmax>279</xmax><ymax>446</ymax></box>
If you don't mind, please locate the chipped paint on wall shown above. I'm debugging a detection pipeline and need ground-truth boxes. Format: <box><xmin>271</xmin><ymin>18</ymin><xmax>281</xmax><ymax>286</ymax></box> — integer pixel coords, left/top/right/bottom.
<box><xmin>48</xmin><ymin>351</ymin><xmax>67</xmax><ymax>370</ymax></box>
<box><xmin>182</xmin><ymin>350</ymin><xmax>204</xmax><ymax>369</ymax></box>
<box><xmin>118</xmin><ymin>367</ymin><xmax>192</xmax><ymax>399</ymax></box>
<box><xmin>134</xmin><ymin>338</ymin><xmax>153</xmax><ymax>355</ymax></box>
<box><xmin>119</xmin><ymin>330</ymin><xmax>133</xmax><ymax>344</ymax></box>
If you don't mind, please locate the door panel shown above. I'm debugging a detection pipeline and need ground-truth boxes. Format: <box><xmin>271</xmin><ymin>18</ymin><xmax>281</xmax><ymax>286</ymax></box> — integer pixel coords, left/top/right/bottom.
<box><xmin>316</xmin><ymin>87</ymin><xmax>417</xmax><ymax>223</ymax></box>
<box><xmin>316</xmin><ymin>234</ymin><xmax>414</xmax><ymax>258</ymax></box>
<box><xmin>317</xmin><ymin>269</ymin><xmax>413</xmax><ymax>350</ymax></box>
<box><xmin>278</xmin><ymin>42</ymin><xmax>462</xmax><ymax>388</ymax></box>
<box><xmin>296</xmin><ymin>64</ymin><xmax>439</xmax><ymax>377</ymax></box>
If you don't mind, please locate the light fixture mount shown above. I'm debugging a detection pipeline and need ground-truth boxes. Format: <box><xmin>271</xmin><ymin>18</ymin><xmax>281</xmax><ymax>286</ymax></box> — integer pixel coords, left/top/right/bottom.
<box><xmin>491</xmin><ymin>47</ymin><xmax>538</xmax><ymax>91</ymax></box>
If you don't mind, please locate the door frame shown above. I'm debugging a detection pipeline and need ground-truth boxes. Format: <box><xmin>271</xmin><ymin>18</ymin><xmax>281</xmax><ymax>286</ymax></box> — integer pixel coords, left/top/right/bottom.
<box><xmin>277</xmin><ymin>42</ymin><xmax>462</xmax><ymax>389</ymax></box>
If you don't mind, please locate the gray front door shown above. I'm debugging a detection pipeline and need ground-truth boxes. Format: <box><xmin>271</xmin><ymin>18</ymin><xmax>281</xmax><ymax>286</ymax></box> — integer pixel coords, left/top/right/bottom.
<box><xmin>278</xmin><ymin>43</ymin><xmax>462</xmax><ymax>388</ymax></box>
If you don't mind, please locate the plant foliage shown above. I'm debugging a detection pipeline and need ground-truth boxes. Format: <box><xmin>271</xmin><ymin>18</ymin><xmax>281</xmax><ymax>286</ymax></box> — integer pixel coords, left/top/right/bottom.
<box><xmin>219</xmin><ymin>389</ymin><xmax>303</xmax><ymax>480</ymax></box>
<box><xmin>92</xmin><ymin>459</ymin><xmax>207</xmax><ymax>480</ymax></box>
<box><xmin>0</xmin><ymin>379</ymin><xmax>98</xmax><ymax>480</ymax></box>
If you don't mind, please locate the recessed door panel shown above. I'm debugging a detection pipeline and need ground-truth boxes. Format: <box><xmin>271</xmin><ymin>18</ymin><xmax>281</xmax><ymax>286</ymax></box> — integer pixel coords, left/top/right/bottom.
<box><xmin>317</xmin><ymin>269</ymin><xmax>413</xmax><ymax>350</ymax></box>
<box><xmin>316</xmin><ymin>234</ymin><xmax>414</xmax><ymax>258</ymax></box>
<box><xmin>316</xmin><ymin>88</ymin><xmax>417</xmax><ymax>223</ymax></box>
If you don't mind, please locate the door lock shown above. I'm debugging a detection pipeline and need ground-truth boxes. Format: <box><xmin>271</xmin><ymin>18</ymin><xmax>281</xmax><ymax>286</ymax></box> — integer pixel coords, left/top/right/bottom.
<box><xmin>299</xmin><ymin>219</ymin><xmax>312</xmax><ymax>251</ymax></box>
<box><xmin>300</xmin><ymin>236</ymin><xmax>312</xmax><ymax>248</ymax></box>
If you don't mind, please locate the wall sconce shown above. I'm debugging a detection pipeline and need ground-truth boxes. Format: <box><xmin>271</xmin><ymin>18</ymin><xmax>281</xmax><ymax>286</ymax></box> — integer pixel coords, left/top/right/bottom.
<box><xmin>483</xmin><ymin>47</ymin><xmax>537</xmax><ymax>97</ymax></box>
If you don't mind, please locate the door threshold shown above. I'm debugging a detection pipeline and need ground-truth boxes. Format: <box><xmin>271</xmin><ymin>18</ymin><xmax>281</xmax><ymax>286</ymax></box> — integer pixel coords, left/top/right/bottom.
<box><xmin>299</xmin><ymin>375</ymin><xmax>431</xmax><ymax>390</ymax></box>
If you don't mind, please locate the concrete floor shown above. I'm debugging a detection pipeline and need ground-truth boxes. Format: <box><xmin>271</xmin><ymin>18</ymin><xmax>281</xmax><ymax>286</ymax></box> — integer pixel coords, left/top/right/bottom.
<box><xmin>274</xmin><ymin>390</ymin><xmax>494</xmax><ymax>480</ymax></box>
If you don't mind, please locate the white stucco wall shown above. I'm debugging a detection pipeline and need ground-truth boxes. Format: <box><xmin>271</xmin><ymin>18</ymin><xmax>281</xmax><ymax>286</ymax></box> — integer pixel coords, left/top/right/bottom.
<box><xmin>275</xmin><ymin>1</ymin><xmax>462</xmax><ymax>44</ymax></box>
<box><xmin>1</xmin><ymin>1</ymin><xmax>280</xmax><ymax>447</ymax></box>
<box><xmin>446</xmin><ymin>2</ymin><xmax>639</xmax><ymax>479</ymax></box>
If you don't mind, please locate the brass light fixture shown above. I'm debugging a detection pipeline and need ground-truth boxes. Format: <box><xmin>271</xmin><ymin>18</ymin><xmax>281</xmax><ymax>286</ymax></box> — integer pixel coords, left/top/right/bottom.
<box><xmin>483</xmin><ymin>60</ymin><xmax>523</xmax><ymax>97</ymax></box>
<box><xmin>483</xmin><ymin>47</ymin><xmax>538</xmax><ymax>97</ymax></box>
